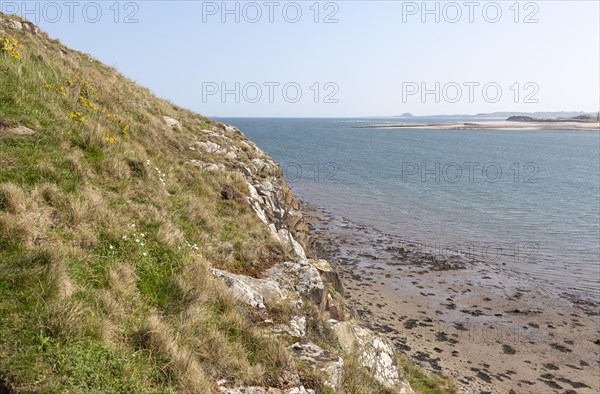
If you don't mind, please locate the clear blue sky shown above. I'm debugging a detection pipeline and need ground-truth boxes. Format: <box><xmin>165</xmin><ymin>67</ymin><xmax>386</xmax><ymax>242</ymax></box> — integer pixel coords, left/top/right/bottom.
<box><xmin>6</xmin><ymin>1</ymin><xmax>599</xmax><ymax>117</ymax></box>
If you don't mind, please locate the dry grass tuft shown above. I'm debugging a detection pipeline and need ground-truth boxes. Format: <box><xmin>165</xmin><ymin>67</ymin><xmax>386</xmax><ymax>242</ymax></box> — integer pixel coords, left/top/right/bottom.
<box><xmin>0</xmin><ymin>183</ymin><xmax>26</xmax><ymax>214</ymax></box>
<box><xmin>141</xmin><ymin>314</ymin><xmax>217</xmax><ymax>393</ymax></box>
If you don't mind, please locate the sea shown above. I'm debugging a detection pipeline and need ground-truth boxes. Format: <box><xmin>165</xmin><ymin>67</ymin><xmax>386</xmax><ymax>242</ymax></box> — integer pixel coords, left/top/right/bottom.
<box><xmin>218</xmin><ymin>117</ymin><xmax>600</xmax><ymax>301</ymax></box>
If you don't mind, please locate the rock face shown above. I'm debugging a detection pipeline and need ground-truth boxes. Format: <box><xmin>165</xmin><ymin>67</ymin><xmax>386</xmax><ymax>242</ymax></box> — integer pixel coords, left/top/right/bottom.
<box><xmin>221</xmin><ymin>124</ymin><xmax>310</xmax><ymax>258</ymax></box>
<box><xmin>206</xmin><ymin>122</ymin><xmax>413</xmax><ymax>394</ymax></box>
<box><xmin>162</xmin><ymin>115</ymin><xmax>182</xmax><ymax>130</ymax></box>
<box><xmin>0</xmin><ymin>125</ymin><xmax>35</xmax><ymax>136</ymax></box>
<box><xmin>290</xmin><ymin>340</ymin><xmax>344</xmax><ymax>389</ymax></box>
<box><xmin>211</xmin><ymin>268</ymin><xmax>286</xmax><ymax>309</ymax></box>
<box><xmin>218</xmin><ymin>386</ymin><xmax>315</xmax><ymax>394</ymax></box>
<box><xmin>333</xmin><ymin>322</ymin><xmax>414</xmax><ymax>393</ymax></box>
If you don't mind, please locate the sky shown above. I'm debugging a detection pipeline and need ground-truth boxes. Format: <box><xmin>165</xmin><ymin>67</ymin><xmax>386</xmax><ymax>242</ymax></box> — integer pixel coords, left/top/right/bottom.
<box><xmin>3</xmin><ymin>0</ymin><xmax>599</xmax><ymax>117</ymax></box>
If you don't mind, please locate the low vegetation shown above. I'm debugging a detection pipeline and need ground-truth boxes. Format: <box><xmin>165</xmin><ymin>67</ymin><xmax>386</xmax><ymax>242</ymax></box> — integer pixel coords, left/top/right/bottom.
<box><xmin>0</xmin><ymin>14</ymin><xmax>457</xmax><ymax>393</ymax></box>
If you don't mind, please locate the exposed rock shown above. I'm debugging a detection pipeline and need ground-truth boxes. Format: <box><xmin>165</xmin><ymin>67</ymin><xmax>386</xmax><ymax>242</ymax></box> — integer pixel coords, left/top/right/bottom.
<box><xmin>224</xmin><ymin>124</ymin><xmax>243</xmax><ymax>136</ymax></box>
<box><xmin>0</xmin><ymin>125</ymin><xmax>36</xmax><ymax>136</ymax></box>
<box><xmin>196</xmin><ymin>140</ymin><xmax>223</xmax><ymax>153</ymax></box>
<box><xmin>8</xmin><ymin>20</ymin><xmax>22</xmax><ymax>30</ymax></box>
<box><xmin>333</xmin><ymin>321</ymin><xmax>414</xmax><ymax>393</ymax></box>
<box><xmin>212</xmin><ymin>268</ymin><xmax>286</xmax><ymax>309</ymax></box>
<box><xmin>162</xmin><ymin>116</ymin><xmax>182</xmax><ymax>130</ymax></box>
<box><xmin>265</xmin><ymin>260</ymin><xmax>325</xmax><ymax>306</ymax></box>
<box><xmin>218</xmin><ymin>386</ymin><xmax>314</xmax><ymax>394</ymax></box>
<box><xmin>290</xmin><ymin>340</ymin><xmax>344</xmax><ymax>389</ymax></box>
<box><xmin>273</xmin><ymin>316</ymin><xmax>306</xmax><ymax>338</ymax></box>
<box><xmin>310</xmin><ymin>259</ymin><xmax>345</xmax><ymax>296</ymax></box>
<box><xmin>189</xmin><ymin>160</ymin><xmax>224</xmax><ymax>172</ymax></box>
<box><xmin>225</xmin><ymin>151</ymin><xmax>238</xmax><ymax>160</ymax></box>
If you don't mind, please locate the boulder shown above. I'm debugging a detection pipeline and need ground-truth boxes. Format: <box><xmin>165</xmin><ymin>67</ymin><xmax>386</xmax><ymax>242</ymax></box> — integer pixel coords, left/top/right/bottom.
<box><xmin>218</xmin><ymin>386</ymin><xmax>314</xmax><ymax>394</ymax></box>
<box><xmin>196</xmin><ymin>140</ymin><xmax>223</xmax><ymax>153</ymax></box>
<box><xmin>212</xmin><ymin>269</ymin><xmax>286</xmax><ymax>309</ymax></box>
<box><xmin>225</xmin><ymin>151</ymin><xmax>238</xmax><ymax>160</ymax></box>
<box><xmin>310</xmin><ymin>259</ymin><xmax>344</xmax><ymax>296</ymax></box>
<box><xmin>162</xmin><ymin>116</ymin><xmax>182</xmax><ymax>130</ymax></box>
<box><xmin>189</xmin><ymin>160</ymin><xmax>225</xmax><ymax>172</ymax></box>
<box><xmin>290</xmin><ymin>340</ymin><xmax>344</xmax><ymax>390</ymax></box>
<box><xmin>273</xmin><ymin>315</ymin><xmax>306</xmax><ymax>338</ymax></box>
<box><xmin>265</xmin><ymin>260</ymin><xmax>324</xmax><ymax>306</ymax></box>
<box><xmin>8</xmin><ymin>20</ymin><xmax>22</xmax><ymax>30</ymax></box>
<box><xmin>224</xmin><ymin>124</ymin><xmax>243</xmax><ymax>136</ymax></box>
<box><xmin>0</xmin><ymin>125</ymin><xmax>35</xmax><ymax>136</ymax></box>
<box><xmin>332</xmin><ymin>321</ymin><xmax>414</xmax><ymax>393</ymax></box>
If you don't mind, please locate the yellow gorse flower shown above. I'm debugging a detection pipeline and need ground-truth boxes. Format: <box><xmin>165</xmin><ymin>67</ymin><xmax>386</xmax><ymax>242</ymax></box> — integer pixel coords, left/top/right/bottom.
<box><xmin>43</xmin><ymin>83</ymin><xmax>52</xmax><ymax>90</ymax></box>
<box><xmin>1</xmin><ymin>36</ymin><xmax>21</xmax><ymax>59</ymax></box>
<box><xmin>105</xmin><ymin>132</ymin><xmax>116</xmax><ymax>144</ymax></box>
<box><xmin>55</xmin><ymin>86</ymin><xmax>66</xmax><ymax>97</ymax></box>
<box><xmin>68</xmin><ymin>111</ymin><xmax>86</xmax><ymax>124</ymax></box>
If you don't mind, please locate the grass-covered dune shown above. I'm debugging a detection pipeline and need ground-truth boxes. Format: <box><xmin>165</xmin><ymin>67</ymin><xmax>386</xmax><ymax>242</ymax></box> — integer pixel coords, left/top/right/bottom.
<box><xmin>0</xmin><ymin>14</ymin><xmax>456</xmax><ymax>394</ymax></box>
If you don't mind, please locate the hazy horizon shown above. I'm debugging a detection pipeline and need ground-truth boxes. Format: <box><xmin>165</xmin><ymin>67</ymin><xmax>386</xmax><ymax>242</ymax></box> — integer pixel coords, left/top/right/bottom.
<box><xmin>4</xmin><ymin>0</ymin><xmax>599</xmax><ymax>117</ymax></box>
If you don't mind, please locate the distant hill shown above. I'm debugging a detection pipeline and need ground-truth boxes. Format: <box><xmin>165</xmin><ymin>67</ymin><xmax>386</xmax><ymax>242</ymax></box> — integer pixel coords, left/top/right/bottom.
<box><xmin>392</xmin><ymin>111</ymin><xmax>595</xmax><ymax>119</ymax></box>
<box><xmin>507</xmin><ymin>114</ymin><xmax>598</xmax><ymax>123</ymax></box>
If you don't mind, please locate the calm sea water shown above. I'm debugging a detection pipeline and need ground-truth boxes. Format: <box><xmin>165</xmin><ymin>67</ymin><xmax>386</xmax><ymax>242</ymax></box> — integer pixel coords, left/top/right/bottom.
<box><xmin>219</xmin><ymin>118</ymin><xmax>600</xmax><ymax>300</ymax></box>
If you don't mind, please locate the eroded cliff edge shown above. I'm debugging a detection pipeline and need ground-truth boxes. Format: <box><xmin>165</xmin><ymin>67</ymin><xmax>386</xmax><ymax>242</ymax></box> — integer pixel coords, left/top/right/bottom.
<box><xmin>184</xmin><ymin>120</ymin><xmax>414</xmax><ymax>393</ymax></box>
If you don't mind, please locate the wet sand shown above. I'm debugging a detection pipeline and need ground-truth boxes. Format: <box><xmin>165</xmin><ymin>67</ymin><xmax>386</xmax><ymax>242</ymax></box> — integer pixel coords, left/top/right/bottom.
<box><xmin>357</xmin><ymin>121</ymin><xmax>600</xmax><ymax>131</ymax></box>
<box><xmin>303</xmin><ymin>204</ymin><xmax>600</xmax><ymax>394</ymax></box>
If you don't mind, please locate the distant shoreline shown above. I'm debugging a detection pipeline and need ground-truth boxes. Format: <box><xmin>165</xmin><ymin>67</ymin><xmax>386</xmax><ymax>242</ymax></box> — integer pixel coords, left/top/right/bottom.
<box><xmin>357</xmin><ymin>120</ymin><xmax>600</xmax><ymax>131</ymax></box>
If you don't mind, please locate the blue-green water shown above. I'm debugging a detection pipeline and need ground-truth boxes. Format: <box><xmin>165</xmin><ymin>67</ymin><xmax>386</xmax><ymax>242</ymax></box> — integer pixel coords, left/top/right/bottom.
<box><xmin>220</xmin><ymin>117</ymin><xmax>600</xmax><ymax>299</ymax></box>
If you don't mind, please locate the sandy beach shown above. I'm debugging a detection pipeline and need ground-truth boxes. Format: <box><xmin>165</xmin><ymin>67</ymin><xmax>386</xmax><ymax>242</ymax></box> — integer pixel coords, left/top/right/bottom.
<box><xmin>303</xmin><ymin>204</ymin><xmax>600</xmax><ymax>394</ymax></box>
<box><xmin>358</xmin><ymin>121</ymin><xmax>600</xmax><ymax>131</ymax></box>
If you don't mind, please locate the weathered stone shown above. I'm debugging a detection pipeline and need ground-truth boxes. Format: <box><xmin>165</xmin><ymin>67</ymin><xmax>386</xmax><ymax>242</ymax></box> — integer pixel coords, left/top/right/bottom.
<box><xmin>290</xmin><ymin>340</ymin><xmax>344</xmax><ymax>389</ymax></box>
<box><xmin>212</xmin><ymin>269</ymin><xmax>286</xmax><ymax>309</ymax></box>
<box><xmin>218</xmin><ymin>386</ymin><xmax>314</xmax><ymax>394</ymax></box>
<box><xmin>162</xmin><ymin>116</ymin><xmax>182</xmax><ymax>130</ymax></box>
<box><xmin>189</xmin><ymin>160</ymin><xmax>225</xmax><ymax>172</ymax></box>
<box><xmin>224</xmin><ymin>124</ymin><xmax>243</xmax><ymax>136</ymax></box>
<box><xmin>196</xmin><ymin>140</ymin><xmax>223</xmax><ymax>153</ymax></box>
<box><xmin>265</xmin><ymin>260</ymin><xmax>324</xmax><ymax>306</ymax></box>
<box><xmin>0</xmin><ymin>125</ymin><xmax>35</xmax><ymax>136</ymax></box>
<box><xmin>310</xmin><ymin>259</ymin><xmax>345</xmax><ymax>297</ymax></box>
<box><xmin>273</xmin><ymin>315</ymin><xmax>306</xmax><ymax>338</ymax></box>
<box><xmin>8</xmin><ymin>20</ymin><xmax>22</xmax><ymax>30</ymax></box>
<box><xmin>332</xmin><ymin>321</ymin><xmax>414</xmax><ymax>393</ymax></box>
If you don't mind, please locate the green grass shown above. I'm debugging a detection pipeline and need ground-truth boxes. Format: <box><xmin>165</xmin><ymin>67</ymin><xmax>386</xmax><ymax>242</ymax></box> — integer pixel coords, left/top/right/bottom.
<box><xmin>0</xmin><ymin>14</ymin><xmax>458</xmax><ymax>393</ymax></box>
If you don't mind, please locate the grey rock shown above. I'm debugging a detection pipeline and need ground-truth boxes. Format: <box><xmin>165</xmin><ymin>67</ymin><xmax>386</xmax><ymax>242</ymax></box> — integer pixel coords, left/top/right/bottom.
<box><xmin>212</xmin><ymin>268</ymin><xmax>286</xmax><ymax>309</ymax></box>
<box><xmin>162</xmin><ymin>116</ymin><xmax>182</xmax><ymax>130</ymax></box>
<box><xmin>196</xmin><ymin>140</ymin><xmax>223</xmax><ymax>153</ymax></box>
<box><xmin>265</xmin><ymin>260</ymin><xmax>324</xmax><ymax>305</ymax></box>
<box><xmin>290</xmin><ymin>340</ymin><xmax>344</xmax><ymax>389</ymax></box>
<box><xmin>1</xmin><ymin>125</ymin><xmax>35</xmax><ymax>136</ymax></box>
<box><xmin>189</xmin><ymin>160</ymin><xmax>225</xmax><ymax>172</ymax></box>
<box><xmin>332</xmin><ymin>321</ymin><xmax>414</xmax><ymax>393</ymax></box>
<box><xmin>273</xmin><ymin>315</ymin><xmax>306</xmax><ymax>338</ymax></box>
<box><xmin>8</xmin><ymin>20</ymin><xmax>22</xmax><ymax>30</ymax></box>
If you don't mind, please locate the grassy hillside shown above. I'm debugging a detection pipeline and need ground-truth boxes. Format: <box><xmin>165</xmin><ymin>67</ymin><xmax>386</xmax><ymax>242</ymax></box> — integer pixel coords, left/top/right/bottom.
<box><xmin>0</xmin><ymin>14</ymin><xmax>458</xmax><ymax>394</ymax></box>
<box><xmin>0</xmin><ymin>15</ymin><xmax>302</xmax><ymax>393</ymax></box>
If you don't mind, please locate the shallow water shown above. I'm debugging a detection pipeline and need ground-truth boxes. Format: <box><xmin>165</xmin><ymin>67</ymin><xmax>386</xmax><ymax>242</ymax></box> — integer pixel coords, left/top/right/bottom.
<box><xmin>219</xmin><ymin>117</ymin><xmax>600</xmax><ymax>300</ymax></box>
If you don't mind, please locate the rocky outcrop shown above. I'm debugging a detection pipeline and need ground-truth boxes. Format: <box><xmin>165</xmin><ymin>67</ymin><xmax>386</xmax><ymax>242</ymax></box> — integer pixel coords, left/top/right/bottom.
<box><xmin>218</xmin><ymin>385</ymin><xmax>314</xmax><ymax>394</ymax></box>
<box><xmin>333</xmin><ymin>321</ymin><xmax>414</xmax><ymax>393</ymax></box>
<box><xmin>207</xmin><ymin>123</ymin><xmax>413</xmax><ymax>393</ymax></box>
<box><xmin>290</xmin><ymin>340</ymin><xmax>344</xmax><ymax>389</ymax></box>
<box><xmin>222</xmin><ymin>125</ymin><xmax>310</xmax><ymax>258</ymax></box>
<box><xmin>211</xmin><ymin>268</ymin><xmax>286</xmax><ymax>309</ymax></box>
<box><xmin>162</xmin><ymin>115</ymin><xmax>182</xmax><ymax>130</ymax></box>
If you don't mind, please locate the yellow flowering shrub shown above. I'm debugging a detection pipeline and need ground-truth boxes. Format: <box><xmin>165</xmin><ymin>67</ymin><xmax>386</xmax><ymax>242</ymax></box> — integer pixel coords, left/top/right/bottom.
<box><xmin>55</xmin><ymin>86</ymin><xmax>66</xmax><ymax>97</ymax></box>
<box><xmin>68</xmin><ymin>111</ymin><xmax>86</xmax><ymax>124</ymax></box>
<box><xmin>1</xmin><ymin>35</ymin><xmax>21</xmax><ymax>59</ymax></box>
<box><xmin>44</xmin><ymin>77</ymin><xmax>129</xmax><ymax>144</ymax></box>
<box><xmin>105</xmin><ymin>132</ymin><xmax>116</xmax><ymax>144</ymax></box>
